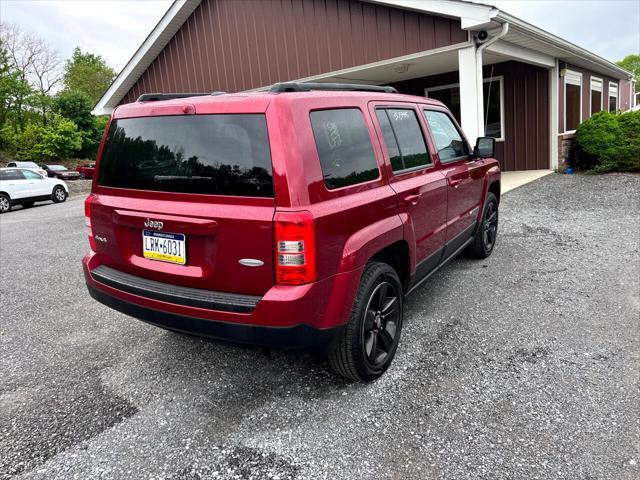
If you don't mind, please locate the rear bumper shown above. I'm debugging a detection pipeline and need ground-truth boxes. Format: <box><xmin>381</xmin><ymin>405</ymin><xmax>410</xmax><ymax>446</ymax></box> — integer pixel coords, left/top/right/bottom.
<box><xmin>83</xmin><ymin>252</ymin><xmax>362</xmax><ymax>352</ymax></box>
<box><xmin>87</xmin><ymin>284</ymin><xmax>344</xmax><ymax>354</ymax></box>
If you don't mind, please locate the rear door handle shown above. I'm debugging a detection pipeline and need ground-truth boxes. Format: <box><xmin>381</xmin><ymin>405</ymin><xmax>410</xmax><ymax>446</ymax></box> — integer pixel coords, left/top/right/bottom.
<box><xmin>448</xmin><ymin>178</ymin><xmax>463</xmax><ymax>188</ymax></box>
<box><xmin>403</xmin><ymin>193</ymin><xmax>421</xmax><ymax>206</ymax></box>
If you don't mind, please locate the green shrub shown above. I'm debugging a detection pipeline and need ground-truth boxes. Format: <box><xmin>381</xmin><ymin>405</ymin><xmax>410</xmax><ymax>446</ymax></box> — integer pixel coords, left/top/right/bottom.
<box><xmin>0</xmin><ymin>116</ymin><xmax>82</xmax><ymax>161</ymax></box>
<box><xmin>35</xmin><ymin>117</ymin><xmax>83</xmax><ymax>160</ymax></box>
<box><xmin>571</xmin><ymin>110</ymin><xmax>640</xmax><ymax>173</ymax></box>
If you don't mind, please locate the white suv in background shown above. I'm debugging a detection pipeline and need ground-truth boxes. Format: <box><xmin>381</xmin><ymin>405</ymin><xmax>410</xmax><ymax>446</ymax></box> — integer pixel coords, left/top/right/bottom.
<box><xmin>6</xmin><ymin>161</ymin><xmax>49</xmax><ymax>178</ymax></box>
<box><xmin>0</xmin><ymin>168</ymin><xmax>69</xmax><ymax>213</ymax></box>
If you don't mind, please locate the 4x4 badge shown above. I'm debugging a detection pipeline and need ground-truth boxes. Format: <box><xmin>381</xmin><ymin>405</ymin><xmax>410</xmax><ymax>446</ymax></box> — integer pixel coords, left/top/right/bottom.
<box><xmin>144</xmin><ymin>219</ymin><xmax>164</xmax><ymax>230</ymax></box>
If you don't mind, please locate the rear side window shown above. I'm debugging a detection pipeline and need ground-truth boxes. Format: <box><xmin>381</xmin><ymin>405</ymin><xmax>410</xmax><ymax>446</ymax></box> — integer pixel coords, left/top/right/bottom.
<box><xmin>310</xmin><ymin>109</ymin><xmax>379</xmax><ymax>189</ymax></box>
<box><xmin>0</xmin><ymin>169</ymin><xmax>24</xmax><ymax>180</ymax></box>
<box><xmin>98</xmin><ymin>114</ymin><xmax>273</xmax><ymax>197</ymax></box>
<box><xmin>423</xmin><ymin>110</ymin><xmax>469</xmax><ymax>162</ymax></box>
<box><xmin>22</xmin><ymin>170</ymin><xmax>43</xmax><ymax>179</ymax></box>
<box><xmin>376</xmin><ymin>108</ymin><xmax>430</xmax><ymax>172</ymax></box>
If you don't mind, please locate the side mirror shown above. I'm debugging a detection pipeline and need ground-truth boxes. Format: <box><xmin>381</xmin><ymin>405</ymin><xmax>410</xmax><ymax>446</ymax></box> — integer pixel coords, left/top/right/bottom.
<box><xmin>474</xmin><ymin>137</ymin><xmax>495</xmax><ymax>158</ymax></box>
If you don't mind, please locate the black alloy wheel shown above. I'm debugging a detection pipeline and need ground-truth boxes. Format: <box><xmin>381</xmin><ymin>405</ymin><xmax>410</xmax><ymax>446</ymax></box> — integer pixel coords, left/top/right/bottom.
<box><xmin>362</xmin><ymin>280</ymin><xmax>401</xmax><ymax>369</ymax></box>
<box><xmin>465</xmin><ymin>192</ymin><xmax>499</xmax><ymax>259</ymax></box>
<box><xmin>483</xmin><ymin>201</ymin><xmax>498</xmax><ymax>251</ymax></box>
<box><xmin>329</xmin><ymin>261</ymin><xmax>404</xmax><ymax>382</ymax></box>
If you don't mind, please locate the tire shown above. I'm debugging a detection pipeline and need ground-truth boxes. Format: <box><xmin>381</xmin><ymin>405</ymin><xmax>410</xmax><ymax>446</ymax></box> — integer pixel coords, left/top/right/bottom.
<box><xmin>328</xmin><ymin>261</ymin><xmax>404</xmax><ymax>382</ymax></box>
<box><xmin>21</xmin><ymin>201</ymin><xmax>34</xmax><ymax>208</ymax></box>
<box><xmin>0</xmin><ymin>193</ymin><xmax>11</xmax><ymax>213</ymax></box>
<box><xmin>52</xmin><ymin>186</ymin><xmax>67</xmax><ymax>203</ymax></box>
<box><xmin>79</xmin><ymin>172</ymin><xmax>86</xmax><ymax>179</ymax></box>
<box><xmin>465</xmin><ymin>192</ymin><xmax>499</xmax><ymax>259</ymax></box>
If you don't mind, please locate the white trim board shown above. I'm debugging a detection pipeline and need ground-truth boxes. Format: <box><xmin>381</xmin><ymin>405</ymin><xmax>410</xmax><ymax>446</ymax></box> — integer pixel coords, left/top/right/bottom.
<box><xmin>246</xmin><ymin>41</ymin><xmax>472</xmax><ymax>91</ymax></box>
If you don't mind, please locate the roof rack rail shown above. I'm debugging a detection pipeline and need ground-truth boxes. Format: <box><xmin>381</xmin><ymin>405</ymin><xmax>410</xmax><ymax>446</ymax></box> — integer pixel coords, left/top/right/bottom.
<box><xmin>269</xmin><ymin>82</ymin><xmax>398</xmax><ymax>94</ymax></box>
<box><xmin>137</xmin><ymin>93</ymin><xmax>209</xmax><ymax>102</ymax></box>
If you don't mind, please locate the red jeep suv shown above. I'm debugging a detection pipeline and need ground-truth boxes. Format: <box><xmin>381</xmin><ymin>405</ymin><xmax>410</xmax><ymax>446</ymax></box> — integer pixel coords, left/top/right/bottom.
<box><xmin>83</xmin><ymin>83</ymin><xmax>500</xmax><ymax>382</ymax></box>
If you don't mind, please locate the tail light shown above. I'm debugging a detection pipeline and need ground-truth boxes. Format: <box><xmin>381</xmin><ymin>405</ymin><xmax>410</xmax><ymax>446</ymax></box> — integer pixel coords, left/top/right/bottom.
<box><xmin>274</xmin><ymin>211</ymin><xmax>316</xmax><ymax>285</ymax></box>
<box><xmin>85</xmin><ymin>194</ymin><xmax>96</xmax><ymax>251</ymax></box>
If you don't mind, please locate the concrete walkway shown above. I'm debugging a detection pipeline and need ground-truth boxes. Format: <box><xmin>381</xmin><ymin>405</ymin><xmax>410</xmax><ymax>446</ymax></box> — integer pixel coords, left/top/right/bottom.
<box><xmin>501</xmin><ymin>169</ymin><xmax>553</xmax><ymax>194</ymax></box>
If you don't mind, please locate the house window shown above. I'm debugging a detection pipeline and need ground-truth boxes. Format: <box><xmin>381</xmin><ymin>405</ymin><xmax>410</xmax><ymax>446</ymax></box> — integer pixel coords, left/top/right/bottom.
<box><xmin>608</xmin><ymin>82</ymin><xmax>618</xmax><ymax>112</ymax></box>
<box><xmin>565</xmin><ymin>70</ymin><xmax>582</xmax><ymax>132</ymax></box>
<box><xmin>425</xmin><ymin>77</ymin><xmax>504</xmax><ymax>141</ymax></box>
<box><xmin>590</xmin><ymin>77</ymin><xmax>603</xmax><ymax>115</ymax></box>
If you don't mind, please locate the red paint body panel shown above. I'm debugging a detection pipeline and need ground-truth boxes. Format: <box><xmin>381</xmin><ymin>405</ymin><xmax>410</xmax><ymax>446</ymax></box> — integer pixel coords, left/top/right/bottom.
<box><xmin>85</xmin><ymin>91</ymin><xmax>499</xmax><ymax>347</ymax></box>
<box><xmin>76</xmin><ymin>164</ymin><xmax>96</xmax><ymax>178</ymax></box>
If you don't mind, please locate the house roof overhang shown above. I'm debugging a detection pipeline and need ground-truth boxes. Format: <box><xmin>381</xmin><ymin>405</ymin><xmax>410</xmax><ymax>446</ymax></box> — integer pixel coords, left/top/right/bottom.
<box><xmin>93</xmin><ymin>0</ymin><xmax>635</xmax><ymax>115</ymax></box>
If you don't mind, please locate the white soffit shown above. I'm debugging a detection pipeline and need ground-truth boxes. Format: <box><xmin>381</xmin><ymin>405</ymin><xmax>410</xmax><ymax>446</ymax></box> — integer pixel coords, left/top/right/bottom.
<box><xmin>486</xmin><ymin>40</ymin><xmax>555</xmax><ymax>68</ymax></box>
<box><xmin>365</xmin><ymin>0</ymin><xmax>498</xmax><ymax>28</ymax></box>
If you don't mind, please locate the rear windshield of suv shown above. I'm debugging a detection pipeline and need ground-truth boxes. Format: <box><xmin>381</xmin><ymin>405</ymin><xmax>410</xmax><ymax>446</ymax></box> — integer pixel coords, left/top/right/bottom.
<box><xmin>98</xmin><ymin>114</ymin><xmax>273</xmax><ymax>197</ymax></box>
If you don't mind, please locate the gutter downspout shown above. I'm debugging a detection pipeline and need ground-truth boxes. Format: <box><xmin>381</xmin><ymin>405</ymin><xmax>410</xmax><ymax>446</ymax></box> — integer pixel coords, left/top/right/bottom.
<box><xmin>475</xmin><ymin>23</ymin><xmax>509</xmax><ymax>136</ymax></box>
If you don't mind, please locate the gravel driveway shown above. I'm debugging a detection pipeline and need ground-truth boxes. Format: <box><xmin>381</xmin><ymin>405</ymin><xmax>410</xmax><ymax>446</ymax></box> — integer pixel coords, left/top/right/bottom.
<box><xmin>0</xmin><ymin>173</ymin><xmax>638</xmax><ymax>480</ymax></box>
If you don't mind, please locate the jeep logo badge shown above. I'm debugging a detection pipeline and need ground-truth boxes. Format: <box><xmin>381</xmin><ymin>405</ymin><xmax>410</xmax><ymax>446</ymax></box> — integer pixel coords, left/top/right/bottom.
<box><xmin>144</xmin><ymin>219</ymin><xmax>164</xmax><ymax>230</ymax></box>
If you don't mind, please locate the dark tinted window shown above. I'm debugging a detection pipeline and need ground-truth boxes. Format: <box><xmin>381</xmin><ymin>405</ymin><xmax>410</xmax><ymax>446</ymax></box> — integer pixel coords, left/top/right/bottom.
<box><xmin>98</xmin><ymin>114</ymin><xmax>273</xmax><ymax>197</ymax></box>
<box><xmin>375</xmin><ymin>110</ymin><xmax>403</xmax><ymax>172</ymax></box>
<box><xmin>566</xmin><ymin>84</ymin><xmax>581</xmax><ymax>131</ymax></box>
<box><xmin>423</xmin><ymin>110</ymin><xmax>469</xmax><ymax>162</ymax></box>
<box><xmin>0</xmin><ymin>169</ymin><xmax>24</xmax><ymax>180</ymax></box>
<box><xmin>385</xmin><ymin>109</ymin><xmax>430</xmax><ymax>170</ymax></box>
<box><xmin>310</xmin><ymin>109</ymin><xmax>379</xmax><ymax>189</ymax></box>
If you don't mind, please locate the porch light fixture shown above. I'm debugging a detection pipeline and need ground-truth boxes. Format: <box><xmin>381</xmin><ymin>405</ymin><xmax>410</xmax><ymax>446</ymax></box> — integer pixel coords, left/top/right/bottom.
<box><xmin>393</xmin><ymin>63</ymin><xmax>411</xmax><ymax>74</ymax></box>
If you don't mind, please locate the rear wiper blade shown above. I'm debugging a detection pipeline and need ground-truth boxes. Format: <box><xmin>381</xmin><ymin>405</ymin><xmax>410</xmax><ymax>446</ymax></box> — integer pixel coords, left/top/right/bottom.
<box><xmin>154</xmin><ymin>175</ymin><xmax>212</xmax><ymax>181</ymax></box>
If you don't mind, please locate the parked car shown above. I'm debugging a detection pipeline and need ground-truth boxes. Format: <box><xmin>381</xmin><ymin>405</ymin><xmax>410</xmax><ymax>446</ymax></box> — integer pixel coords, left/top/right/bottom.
<box><xmin>76</xmin><ymin>163</ymin><xmax>96</xmax><ymax>179</ymax></box>
<box><xmin>83</xmin><ymin>83</ymin><xmax>501</xmax><ymax>382</ymax></box>
<box><xmin>6</xmin><ymin>161</ymin><xmax>48</xmax><ymax>178</ymax></box>
<box><xmin>40</xmin><ymin>164</ymin><xmax>82</xmax><ymax>180</ymax></box>
<box><xmin>0</xmin><ymin>168</ymin><xmax>68</xmax><ymax>213</ymax></box>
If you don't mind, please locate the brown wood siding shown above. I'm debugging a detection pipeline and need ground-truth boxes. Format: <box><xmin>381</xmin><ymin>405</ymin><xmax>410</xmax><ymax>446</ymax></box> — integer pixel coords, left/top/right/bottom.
<box><xmin>120</xmin><ymin>0</ymin><xmax>467</xmax><ymax>104</ymax></box>
<box><xmin>557</xmin><ymin>64</ymin><xmax>621</xmax><ymax>133</ymax></box>
<box><xmin>391</xmin><ymin>61</ymin><xmax>550</xmax><ymax>171</ymax></box>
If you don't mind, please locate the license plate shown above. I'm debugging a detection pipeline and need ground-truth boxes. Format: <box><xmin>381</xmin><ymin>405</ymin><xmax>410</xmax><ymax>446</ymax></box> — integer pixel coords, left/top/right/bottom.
<box><xmin>142</xmin><ymin>230</ymin><xmax>186</xmax><ymax>265</ymax></box>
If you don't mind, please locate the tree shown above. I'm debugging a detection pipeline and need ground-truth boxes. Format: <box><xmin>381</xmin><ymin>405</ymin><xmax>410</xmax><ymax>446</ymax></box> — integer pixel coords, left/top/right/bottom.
<box><xmin>0</xmin><ymin>22</ymin><xmax>61</xmax><ymax>127</ymax></box>
<box><xmin>53</xmin><ymin>90</ymin><xmax>107</xmax><ymax>159</ymax></box>
<box><xmin>616</xmin><ymin>54</ymin><xmax>640</xmax><ymax>92</ymax></box>
<box><xmin>63</xmin><ymin>47</ymin><xmax>116</xmax><ymax>105</ymax></box>
<box><xmin>53</xmin><ymin>90</ymin><xmax>93</xmax><ymax>130</ymax></box>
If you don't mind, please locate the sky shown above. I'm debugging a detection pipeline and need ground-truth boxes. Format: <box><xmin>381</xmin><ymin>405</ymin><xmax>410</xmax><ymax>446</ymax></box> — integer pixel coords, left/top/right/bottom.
<box><xmin>0</xmin><ymin>0</ymin><xmax>638</xmax><ymax>75</ymax></box>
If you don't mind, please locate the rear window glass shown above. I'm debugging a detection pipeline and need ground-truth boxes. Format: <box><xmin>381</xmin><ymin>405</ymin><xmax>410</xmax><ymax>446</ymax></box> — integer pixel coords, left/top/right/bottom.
<box><xmin>98</xmin><ymin>114</ymin><xmax>273</xmax><ymax>197</ymax></box>
<box><xmin>0</xmin><ymin>169</ymin><xmax>24</xmax><ymax>180</ymax></box>
<box><xmin>310</xmin><ymin>109</ymin><xmax>379</xmax><ymax>190</ymax></box>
